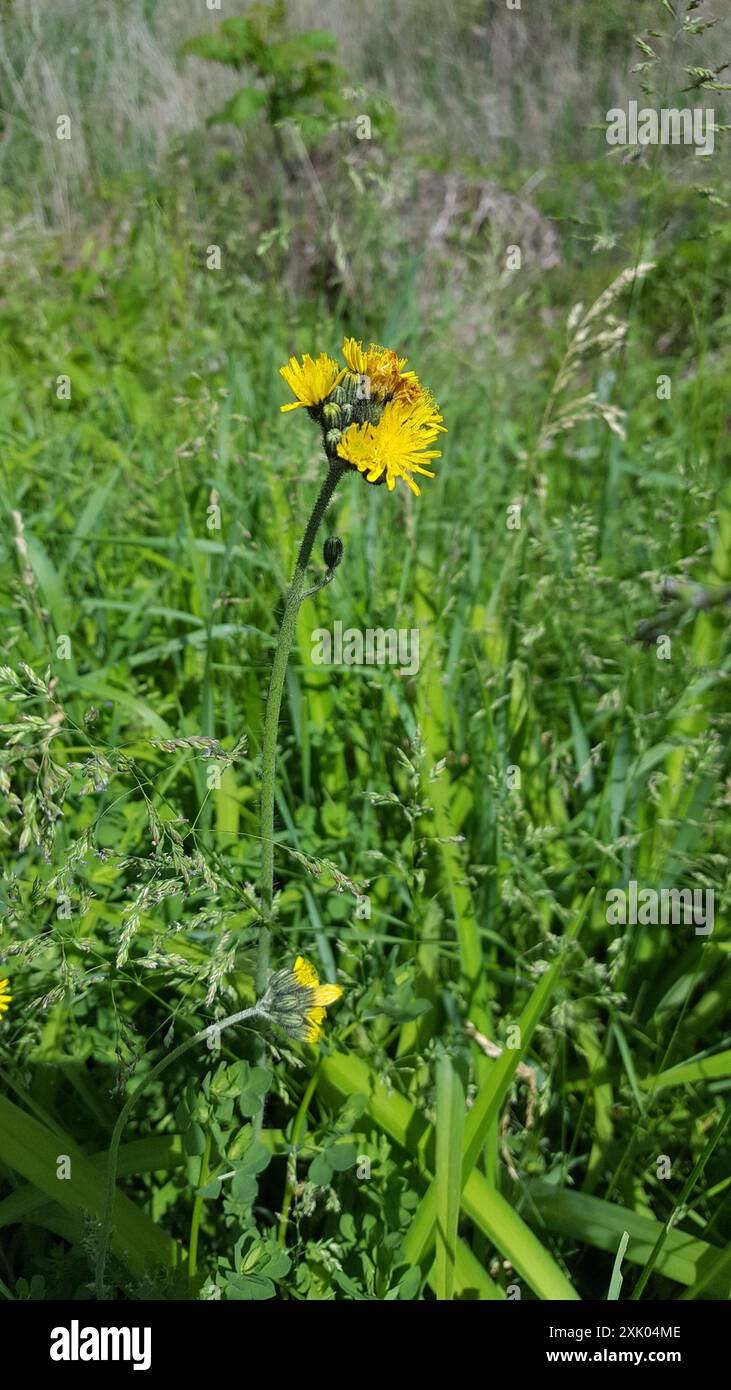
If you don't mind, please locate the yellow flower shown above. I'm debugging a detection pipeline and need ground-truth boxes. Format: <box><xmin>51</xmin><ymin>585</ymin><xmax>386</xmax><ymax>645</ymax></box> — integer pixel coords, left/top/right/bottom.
<box><xmin>261</xmin><ymin>955</ymin><xmax>343</xmax><ymax>1043</ymax></box>
<box><xmin>338</xmin><ymin>395</ymin><xmax>445</xmax><ymax>496</ymax></box>
<box><xmin>0</xmin><ymin>978</ymin><xmax>11</xmax><ymax>1015</ymax></box>
<box><xmin>341</xmin><ymin>337</ymin><xmax>422</xmax><ymax>403</ymax></box>
<box><xmin>293</xmin><ymin>956</ymin><xmax>343</xmax><ymax>1040</ymax></box>
<box><xmin>279</xmin><ymin>352</ymin><xmax>345</xmax><ymax>413</ymax></box>
<box><xmin>279</xmin><ymin>336</ymin><xmax>447</xmax><ymax>491</ymax></box>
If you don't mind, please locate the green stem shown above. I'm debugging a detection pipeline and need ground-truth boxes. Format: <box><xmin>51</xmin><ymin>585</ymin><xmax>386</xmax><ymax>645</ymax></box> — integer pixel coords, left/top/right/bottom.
<box><xmin>95</xmin><ymin>1004</ymin><xmax>263</xmax><ymax>1300</ymax></box>
<box><xmin>256</xmin><ymin>459</ymin><xmax>345</xmax><ymax>995</ymax></box>
<box><xmin>277</xmin><ymin>1061</ymin><xmax>321</xmax><ymax>1246</ymax></box>
<box><xmin>188</xmin><ymin>1129</ymin><xmax>212</xmax><ymax>1282</ymax></box>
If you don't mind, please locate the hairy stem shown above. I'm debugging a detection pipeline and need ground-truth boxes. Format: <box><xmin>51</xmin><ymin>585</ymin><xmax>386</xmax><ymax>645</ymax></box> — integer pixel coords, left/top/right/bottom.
<box><xmin>188</xmin><ymin>1128</ymin><xmax>211</xmax><ymax>1282</ymax></box>
<box><xmin>256</xmin><ymin>459</ymin><xmax>345</xmax><ymax>994</ymax></box>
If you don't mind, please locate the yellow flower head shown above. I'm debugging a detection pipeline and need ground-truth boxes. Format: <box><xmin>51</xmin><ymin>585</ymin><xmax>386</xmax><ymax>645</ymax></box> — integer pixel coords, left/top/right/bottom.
<box><xmin>0</xmin><ymin>978</ymin><xmax>11</xmax><ymax>1015</ymax></box>
<box><xmin>338</xmin><ymin>395</ymin><xmax>445</xmax><ymax>495</ymax></box>
<box><xmin>341</xmin><ymin>337</ymin><xmax>422</xmax><ymax>404</ymax></box>
<box><xmin>279</xmin><ymin>352</ymin><xmax>345</xmax><ymax>413</ymax></box>
<box><xmin>261</xmin><ymin>955</ymin><xmax>342</xmax><ymax>1043</ymax></box>
<box><xmin>279</xmin><ymin>336</ymin><xmax>446</xmax><ymax>495</ymax></box>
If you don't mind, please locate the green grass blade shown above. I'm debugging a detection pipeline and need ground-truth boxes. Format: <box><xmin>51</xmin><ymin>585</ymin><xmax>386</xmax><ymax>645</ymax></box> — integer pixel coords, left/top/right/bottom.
<box><xmin>428</xmin><ymin>1237</ymin><xmax>505</xmax><ymax>1301</ymax></box>
<box><xmin>434</xmin><ymin>1053</ymin><xmax>465</xmax><ymax>1300</ymax></box>
<box><xmin>0</xmin><ymin>1094</ymin><xmax>180</xmax><ymax>1278</ymax></box>
<box><xmin>318</xmin><ymin>1048</ymin><xmax>577</xmax><ymax>1300</ymax></box>
<box><xmin>631</xmin><ymin>1096</ymin><xmax>731</xmax><ymax>1299</ymax></box>
<box><xmin>462</xmin><ymin>1172</ymin><xmax>579</xmax><ymax>1300</ymax></box>
<box><xmin>402</xmin><ymin>890</ymin><xmax>593</xmax><ymax>1270</ymax></box>
<box><xmin>526</xmin><ymin>1180</ymin><xmax>731</xmax><ymax>1296</ymax></box>
<box><xmin>607</xmin><ymin>1230</ymin><xmax>630</xmax><ymax>1299</ymax></box>
<box><xmin>640</xmin><ymin>1049</ymin><xmax>731</xmax><ymax>1091</ymax></box>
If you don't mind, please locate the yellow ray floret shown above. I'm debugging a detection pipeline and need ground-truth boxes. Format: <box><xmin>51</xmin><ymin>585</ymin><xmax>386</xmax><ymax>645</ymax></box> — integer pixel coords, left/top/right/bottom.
<box><xmin>341</xmin><ymin>338</ymin><xmax>422</xmax><ymax>403</ymax></box>
<box><xmin>293</xmin><ymin>955</ymin><xmax>319</xmax><ymax>987</ymax></box>
<box><xmin>294</xmin><ymin>955</ymin><xmax>343</xmax><ymax>1008</ymax></box>
<box><xmin>283</xmin><ymin>955</ymin><xmax>343</xmax><ymax>1042</ymax></box>
<box><xmin>304</xmin><ymin>1006</ymin><xmax>326</xmax><ymax>1042</ymax></box>
<box><xmin>279</xmin><ymin>352</ymin><xmax>344</xmax><ymax>412</ymax></box>
<box><xmin>337</xmin><ymin>396</ymin><xmax>446</xmax><ymax>496</ymax></box>
<box><xmin>0</xmin><ymin>978</ymin><xmax>11</xmax><ymax>1014</ymax></box>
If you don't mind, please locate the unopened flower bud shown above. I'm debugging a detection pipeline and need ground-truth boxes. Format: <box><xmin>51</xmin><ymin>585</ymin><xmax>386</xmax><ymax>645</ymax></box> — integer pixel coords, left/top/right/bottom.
<box><xmin>323</xmin><ymin>536</ymin><xmax>344</xmax><ymax>571</ymax></box>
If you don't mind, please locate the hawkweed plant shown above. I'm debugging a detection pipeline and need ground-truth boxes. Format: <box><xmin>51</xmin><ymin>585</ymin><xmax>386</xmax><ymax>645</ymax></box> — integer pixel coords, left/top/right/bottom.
<box><xmin>96</xmin><ymin>339</ymin><xmax>444</xmax><ymax>1297</ymax></box>
<box><xmin>256</xmin><ymin>337</ymin><xmax>446</xmax><ymax>990</ymax></box>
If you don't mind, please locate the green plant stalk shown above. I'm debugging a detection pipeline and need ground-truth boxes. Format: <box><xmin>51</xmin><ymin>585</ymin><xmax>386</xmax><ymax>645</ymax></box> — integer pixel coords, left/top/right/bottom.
<box><xmin>435</xmin><ymin>1052</ymin><xmax>464</xmax><ymax>1301</ymax></box>
<box><xmin>95</xmin><ymin>1004</ymin><xmax>263</xmax><ymax>1300</ymax></box>
<box><xmin>188</xmin><ymin>1129</ymin><xmax>212</xmax><ymax>1282</ymax></box>
<box><xmin>256</xmin><ymin>459</ymin><xmax>346</xmax><ymax>995</ymax></box>
<box><xmin>277</xmin><ymin>1061</ymin><xmax>322</xmax><ymax>1246</ymax></box>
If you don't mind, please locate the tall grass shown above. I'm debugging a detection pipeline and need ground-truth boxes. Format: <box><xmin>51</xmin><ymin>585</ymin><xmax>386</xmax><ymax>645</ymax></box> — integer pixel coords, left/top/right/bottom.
<box><xmin>0</xmin><ymin>0</ymin><xmax>729</xmax><ymax>1301</ymax></box>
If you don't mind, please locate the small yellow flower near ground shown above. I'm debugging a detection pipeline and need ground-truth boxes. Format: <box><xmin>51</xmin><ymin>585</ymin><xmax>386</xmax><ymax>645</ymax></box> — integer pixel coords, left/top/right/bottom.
<box><xmin>279</xmin><ymin>352</ymin><xmax>345</xmax><ymax>413</ymax></box>
<box><xmin>278</xmin><ymin>336</ymin><xmax>447</xmax><ymax>495</ymax></box>
<box><xmin>0</xmin><ymin>978</ymin><xmax>11</xmax><ymax>1015</ymax></box>
<box><xmin>261</xmin><ymin>955</ymin><xmax>343</xmax><ymax>1043</ymax></box>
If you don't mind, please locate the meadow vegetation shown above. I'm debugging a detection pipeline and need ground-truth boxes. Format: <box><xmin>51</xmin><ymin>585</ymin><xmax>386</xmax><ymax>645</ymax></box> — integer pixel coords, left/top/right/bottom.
<box><xmin>0</xmin><ymin>0</ymin><xmax>730</xmax><ymax>1301</ymax></box>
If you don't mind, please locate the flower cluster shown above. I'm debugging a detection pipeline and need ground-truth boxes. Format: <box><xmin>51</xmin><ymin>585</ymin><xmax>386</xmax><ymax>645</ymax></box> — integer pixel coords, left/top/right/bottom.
<box><xmin>279</xmin><ymin>338</ymin><xmax>446</xmax><ymax>496</ymax></box>
<box><xmin>259</xmin><ymin>955</ymin><xmax>342</xmax><ymax>1044</ymax></box>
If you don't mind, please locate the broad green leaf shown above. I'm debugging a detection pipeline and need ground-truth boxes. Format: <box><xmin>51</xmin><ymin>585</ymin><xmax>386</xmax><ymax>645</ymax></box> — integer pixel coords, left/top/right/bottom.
<box><xmin>309</xmin><ymin>1151</ymin><xmax>333</xmax><ymax>1186</ymax></box>
<box><xmin>225</xmin><ymin>1272</ymin><xmax>275</xmax><ymax>1300</ymax></box>
<box><xmin>326</xmin><ymin>1141</ymin><xmax>357</xmax><ymax>1172</ymax></box>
